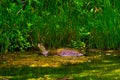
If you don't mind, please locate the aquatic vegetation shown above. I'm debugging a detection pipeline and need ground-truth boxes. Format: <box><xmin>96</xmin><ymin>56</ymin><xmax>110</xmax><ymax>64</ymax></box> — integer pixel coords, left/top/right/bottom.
<box><xmin>0</xmin><ymin>52</ymin><xmax>119</xmax><ymax>80</ymax></box>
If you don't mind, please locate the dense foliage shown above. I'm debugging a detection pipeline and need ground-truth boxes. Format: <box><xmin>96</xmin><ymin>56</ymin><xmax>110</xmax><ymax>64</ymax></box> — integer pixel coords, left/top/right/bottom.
<box><xmin>0</xmin><ymin>0</ymin><xmax>120</xmax><ymax>53</ymax></box>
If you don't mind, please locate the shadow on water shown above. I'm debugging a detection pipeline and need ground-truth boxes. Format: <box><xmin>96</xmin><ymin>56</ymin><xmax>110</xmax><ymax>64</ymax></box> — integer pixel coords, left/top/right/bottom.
<box><xmin>0</xmin><ymin>52</ymin><xmax>120</xmax><ymax>80</ymax></box>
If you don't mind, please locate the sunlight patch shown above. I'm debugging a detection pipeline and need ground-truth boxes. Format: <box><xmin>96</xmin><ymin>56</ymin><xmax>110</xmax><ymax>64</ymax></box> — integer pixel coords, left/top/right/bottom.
<box><xmin>112</xmin><ymin>69</ymin><xmax>120</xmax><ymax>73</ymax></box>
<box><xmin>102</xmin><ymin>60</ymin><xmax>112</xmax><ymax>63</ymax></box>
<box><xmin>41</xmin><ymin>63</ymin><xmax>50</xmax><ymax>67</ymax></box>
<box><xmin>0</xmin><ymin>76</ymin><xmax>22</xmax><ymax>80</ymax></box>
<box><xmin>28</xmin><ymin>75</ymin><xmax>55</xmax><ymax>80</ymax></box>
<box><xmin>30</xmin><ymin>64</ymin><xmax>37</xmax><ymax>67</ymax></box>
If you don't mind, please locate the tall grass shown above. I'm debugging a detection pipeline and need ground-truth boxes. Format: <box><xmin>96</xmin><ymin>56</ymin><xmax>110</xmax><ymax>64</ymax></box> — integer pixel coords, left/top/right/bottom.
<box><xmin>0</xmin><ymin>0</ymin><xmax>120</xmax><ymax>53</ymax></box>
<box><xmin>30</xmin><ymin>0</ymin><xmax>89</xmax><ymax>49</ymax></box>
<box><xmin>87</xmin><ymin>0</ymin><xmax>120</xmax><ymax>49</ymax></box>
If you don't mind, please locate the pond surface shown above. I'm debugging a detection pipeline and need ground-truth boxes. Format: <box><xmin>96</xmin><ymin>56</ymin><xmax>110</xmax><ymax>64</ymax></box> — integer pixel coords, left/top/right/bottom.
<box><xmin>0</xmin><ymin>51</ymin><xmax>120</xmax><ymax>80</ymax></box>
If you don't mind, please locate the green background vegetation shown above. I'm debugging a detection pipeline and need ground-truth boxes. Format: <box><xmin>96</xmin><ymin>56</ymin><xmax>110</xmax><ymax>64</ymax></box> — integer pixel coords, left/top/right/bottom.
<box><xmin>0</xmin><ymin>0</ymin><xmax>120</xmax><ymax>53</ymax></box>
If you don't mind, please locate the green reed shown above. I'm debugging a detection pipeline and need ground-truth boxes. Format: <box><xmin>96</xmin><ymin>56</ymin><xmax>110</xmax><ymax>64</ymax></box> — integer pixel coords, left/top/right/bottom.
<box><xmin>87</xmin><ymin>0</ymin><xmax>120</xmax><ymax>49</ymax></box>
<box><xmin>0</xmin><ymin>0</ymin><xmax>120</xmax><ymax>53</ymax></box>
